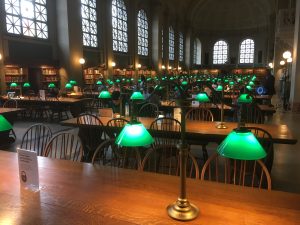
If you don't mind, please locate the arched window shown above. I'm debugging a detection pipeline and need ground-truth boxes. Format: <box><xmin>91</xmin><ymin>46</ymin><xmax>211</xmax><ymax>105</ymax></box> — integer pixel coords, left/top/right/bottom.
<box><xmin>112</xmin><ymin>0</ymin><xmax>128</xmax><ymax>52</ymax></box>
<box><xmin>5</xmin><ymin>0</ymin><xmax>48</xmax><ymax>39</ymax></box>
<box><xmin>137</xmin><ymin>10</ymin><xmax>148</xmax><ymax>56</ymax></box>
<box><xmin>239</xmin><ymin>39</ymin><xmax>255</xmax><ymax>64</ymax></box>
<box><xmin>81</xmin><ymin>0</ymin><xmax>98</xmax><ymax>47</ymax></box>
<box><xmin>179</xmin><ymin>32</ymin><xmax>184</xmax><ymax>62</ymax></box>
<box><xmin>193</xmin><ymin>39</ymin><xmax>201</xmax><ymax>65</ymax></box>
<box><xmin>213</xmin><ymin>40</ymin><xmax>228</xmax><ymax>64</ymax></box>
<box><xmin>169</xmin><ymin>26</ymin><xmax>174</xmax><ymax>60</ymax></box>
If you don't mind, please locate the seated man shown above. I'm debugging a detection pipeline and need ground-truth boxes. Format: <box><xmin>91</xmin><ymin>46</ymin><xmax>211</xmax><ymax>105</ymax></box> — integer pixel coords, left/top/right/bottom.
<box><xmin>146</xmin><ymin>86</ymin><xmax>160</xmax><ymax>106</ymax></box>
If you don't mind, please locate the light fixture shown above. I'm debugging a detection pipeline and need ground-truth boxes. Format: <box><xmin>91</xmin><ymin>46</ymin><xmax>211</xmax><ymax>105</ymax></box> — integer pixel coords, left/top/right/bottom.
<box><xmin>115</xmin><ymin>122</ymin><xmax>154</xmax><ymax>147</ymax></box>
<box><xmin>217</xmin><ymin>127</ymin><xmax>266</xmax><ymax>160</ymax></box>
<box><xmin>178</xmin><ymin>66</ymin><xmax>182</xmax><ymax>70</ymax></box>
<box><xmin>168</xmin><ymin>66</ymin><xmax>172</xmax><ymax>70</ymax></box>
<box><xmin>280</xmin><ymin>60</ymin><xmax>286</xmax><ymax>66</ymax></box>
<box><xmin>96</xmin><ymin>80</ymin><xmax>102</xmax><ymax>85</ymax></box>
<box><xmin>65</xmin><ymin>83</ymin><xmax>72</xmax><ymax>89</ymax></box>
<box><xmin>137</xmin><ymin>63</ymin><xmax>142</xmax><ymax>69</ymax></box>
<box><xmin>69</xmin><ymin>80</ymin><xmax>77</xmax><ymax>85</ymax></box>
<box><xmin>0</xmin><ymin>53</ymin><xmax>2</xmax><ymax>60</ymax></box>
<box><xmin>130</xmin><ymin>91</ymin><xmax>145</xmax><ymax>100</ymax></box>
<box><xmin>181</xmin><ymin>81</ymin><xmax>188</xmax><ymax>86</ymax></box>
<box><xmin>161</xmin><ymin>65</ymin><xmax>165</xmax><ymax>69</ymax></box>
<box><xmin>0</xmin><ymin>115</ymin><xmax>13</xmax><ymax>132</ymax></box>
<box><xmin>98</xmin><ymin>90</ymin><xmax>111</xmax><ymax>99</ymax></box>
<box><xmin>111</xmin><ymin>61</ymin><xmax>116</xmax><ymax>67</ymax></box>
<box><xmin>237</xmin><ymin>94</ymin><xmax>253</xmax><ymax>104</ymax></box>
<box><xmin>287</xmin><ymin>58</ymin><xmax>293</xmax><ymax>63</ymax></box>
<box><xmin>268</xmin><ymin>62</ymin><xmax>273</xmax><ymax>68</ymax></box>
<box><xmin>10</xmin><ymin>82</ymin><xmax>18</xmax><ymax>88</ymax></box>
<box><xmin>215</xmin><ymin>85</ymin><xmax>223</xmax><ymax>91</ymax></box>
<box><xmin>48</xmin><ymin>83</ymin><xmax>56</xmax><ymax>88</ymax></box>
<box><xmin>79</xmin><ymin>58</ymin><xmax>85</xmax><ymax>65</ymax></box>
<box><xmin>23</xmin><ymin>82</ymin><xmax>30</xmax><ymax>88</ymax></box>
<box><xmin>195</xmin><ymin>92</ymin><xmax>210</xmax><ymax>103</ymax></box>
<box><xmin>283</xmin><ymin>51</ymin><xmax>292</xmax><ymax>59</ymax></box>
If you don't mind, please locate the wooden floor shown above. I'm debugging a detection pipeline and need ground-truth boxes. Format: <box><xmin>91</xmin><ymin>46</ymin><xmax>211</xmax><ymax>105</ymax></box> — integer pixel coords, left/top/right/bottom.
<box><xmin>5</xmin><ymin>104</ymin><xmax>300</xmax><ymax>194</ymax></box>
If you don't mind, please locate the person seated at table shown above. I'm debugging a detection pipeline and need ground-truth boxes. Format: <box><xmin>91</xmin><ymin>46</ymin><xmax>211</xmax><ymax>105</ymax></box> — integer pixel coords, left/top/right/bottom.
<box><xmin>262</xmin><ymin>69</ymin><xmax>276</xmax><ymax>105</ymax></box>
<box><xmin>110</xmin><ymin>90</ymin><xmax>121</xmax><ymax>113</ymax></box>
<box><xmin>146</xmin><ymin>86</ymin><xmax>160</xmax><ymax>106</ymax></box>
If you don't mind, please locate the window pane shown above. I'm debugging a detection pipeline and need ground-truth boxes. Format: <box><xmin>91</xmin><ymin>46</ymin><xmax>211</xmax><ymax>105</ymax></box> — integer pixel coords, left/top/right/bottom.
<box><xmin>137</xmin><ymin>10</ymin><xmax>148</xmax><ymax>56</ymax></box>
<box><xmin>5</xmin><ymin>0</ymin><xmax>48</xmax><ymax>39</ymax></box>
<box><xmin>112</xmin><ymin>0</ymin><xmax>128</xmax><ymax>53</ymax></box>
<box><xmin>213</xmin><ymin>40</ymin><xmax>228</xmax><ymax>64</ymax></box>
<box><xmin>239</xmin><ymin>39</ymin><xmax>255</xmax><ymax>64</ymax></box>
<box><xmin>179</xmin><ymin>32</ymin><xmax>184</xmax><ymax>62</ymax></box>
<box><xmin>169</xmin><ymin>26</ymin><xmax>174</xmax><ymax>60</ymax></box>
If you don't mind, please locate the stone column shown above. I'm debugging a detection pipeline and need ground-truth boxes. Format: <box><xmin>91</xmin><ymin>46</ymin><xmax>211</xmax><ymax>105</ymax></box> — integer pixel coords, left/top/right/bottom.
<box><xmin>151</xmin><ymin>1</ymin><xmax>162</xmax><ymax>73</ymax></box>
<box><xmin>56</xmin><ymin>0</ymin><xmax>83</xmax><ymax>86</ymax></box>
<box><xmin>290</xmin><ymin>0</ymin><xmax>300</xmax><ymax>112</ymax></box>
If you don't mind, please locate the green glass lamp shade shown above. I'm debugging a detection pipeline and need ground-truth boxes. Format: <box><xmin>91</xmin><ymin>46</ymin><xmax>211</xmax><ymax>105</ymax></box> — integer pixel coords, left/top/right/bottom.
<box><xmin>251</xmin><ymin>76</ymin><xmax>256</xmax><ymax>81</ymax></box>
<box><xmin>206</xmin><ymin>78</ymin><xmax>211</xmax><ymax>81</ymax></box>
<box><xmin>23</xmin><ymin>82</ymin><xmax>30</xmax><ymax>88</ymax></box>
<box><xmin>98</xmin><ymin>90</ymin><xmax>111</xmax><ymax>99</ymax></box>
<box><xmin>181</xmin><ymin>81</ymin><xmax>188</xmax><ymax>86</ymax></box>
<box><xmin>10</xmin><ymin>82</ymin><xmax>18</xmax><ymax>88</ymax></box>
<box><xmin>170</xmin><ymin>77</ymin><xmax>174</xmax><ymax>81</ymax></box>
<box><xmin>216</xmin><ymin>85</ymin><xmax>223</xmax><ymax>91</ymax></box>
<box><xmin>48</xmin><ymin>83</ymin><xmax>56</xmax><ymax>88</ymax></box>
<box><xmin>109</xmin><ymin>81</ymin><xmax>114</xmax><ymax>85</ymax></box>
<box><xmin>116</xmin><ymin>79</ymin><xmax>120</xmax><ymax>83</ymax></box>
<box><xmin>147</xmin><ymin>77</ymin><xmax>152</xmax><ymax>81</ymax></box>
<box><xmin>195</xmin><ymin>92</ymin><xmax>210</xmax><ymax>103</ymax></box>
<box><xmin>106</xmin><ymin>79</ymin><xmax>111</xmax><ymax>83</ymax></box>
<box><xmin>224</xmin><ymin>79</ymin><xmax>229</xmax><ymax>83</ymax></box>
<box><xmin>131</xmin><ymin>78</ymin><xmax>134</xmax><ymax>81</ymax></box>
<box><xmin>65</xmin><ymin>83</ymin><xmax>72</xmax><ymax>89</ymax></box>
<box><xmin>249</xmin><ymin>81</ymin><xmax>255</xmax><ymax>86</ymax></box>
<box><xmin>0</xmin><ymin>115</ymin><xmax>13</xmax><ymax>131</ymax></box>
<box><xmin>237</xmin><ymin>94</ymin><xmax>253</xmax><ymax>104</ymax></box>
<box><xmin>69</xmin><ymin>80</ymin><xmax>77</xmax><ymax>85</ymax></box>
<box><xmin>155</xmin><ymin>85</ymin><xmax>163</xmax><ymax>91</ymax></box>
<box><xmin>96</xmin><ymin>81</ymin><xmax>102</xmax><ymax>85</ymax></box>
<box><xmin>217</xmin><ymin>128</ymin><xmax>266</xmax><ymax>160</ymax></box>
<box><xmin>115</xmin><ymin>123</ymin><xmax>154</xmax><ymax>147</ymax></box>
<box><xmin>246</xmin><ymin>85</ymin><xmax>252</xmax><ymax>91</ymax></box>
<box><xmin>138</xmin><ymin>79</ymin><xmax>142</xmax><ymax>83</ymax></box>
<box><xmin>126</xmin><ymin>79</ymin><xmax>130</xmax><ymax>83</ymax></box>
<box><xmin>130</xmin><ymin>91</ymin><xmax>144</xmax><ymax>100</ymax></box>
<box><xmin>229</xmin><ymin>81</ymin><xmax>235</xmax><ymax>86</ymax></box>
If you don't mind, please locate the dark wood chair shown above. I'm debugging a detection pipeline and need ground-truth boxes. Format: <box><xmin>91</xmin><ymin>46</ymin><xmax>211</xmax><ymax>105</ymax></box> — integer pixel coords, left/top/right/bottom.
<box><xmin>185</xmin><ymin>107</ymin><xmax>214</xmax><ymax>162</ymax></box>
<box><xmin>43</xmin><ymin>132</ymin><xmax>83</xmax><ymax>162</ymax></box>
<box><xmin>77</xmin><ymin>113</ymin><xmax>105</xmax><ymax>162</ymax></box>
<box><xmin>3</xmin><ymin>99</ymin><xmax>18</xmax><ymax>108</ymax></box>
<box><xmin>106</xmin><ymin>118</ymin><xmax>129</xmax><ymax>138</ymax></box>
<box><xmin>201</xmin><ymin>152</ymin><xmax>271</xmax><ymax>190</ymax></box>
<box><xmin>138</xmin><ymin>103</ymin><xmax>159</xmax><ymax>118</ymax></box>
<box><xmin>92</xmin><ymin>138</ymin><xmax>141</xmax><ymax>170</ymax></box>
<box><xmin>20</xmin><ymin>123</ymin><xmax>52</xmax><ymax>156</ymax></box>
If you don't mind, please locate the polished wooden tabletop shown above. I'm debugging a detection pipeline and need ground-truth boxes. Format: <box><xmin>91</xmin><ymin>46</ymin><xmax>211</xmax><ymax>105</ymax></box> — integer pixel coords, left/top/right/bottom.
<box><xmin>61</xmin><ymin>116</ymin><xmax>297</xmax><ymax>145</ymax></box>
<box><xmin>1</xmin><ymin>151</ymin><xmax>299</xmax><ymax>225</ymax></box>
<box><xmin>0</xmin><ymin>96</ymin><xmax>89</xmax><ymax>103</ymax></box>
<box><xmin>0</xmin><ymin>108</ymin><xmax>25</xmax><ymax>114</ymax></box>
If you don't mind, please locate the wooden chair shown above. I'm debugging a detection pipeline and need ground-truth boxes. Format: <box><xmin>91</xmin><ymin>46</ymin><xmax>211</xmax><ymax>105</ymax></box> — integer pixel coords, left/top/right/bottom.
<box><xmin>241</xmin><ymin>103</ymin><xmax>264</xmax><ymax>124</ymax></box>
<box><xmin>77</xmin><ymin>113</ymin><xmax>105</xmax><ymax>162</ymax></box>
<box><xmin>246</xmin><ymin>126</ymin><xmax>274</xmax><ymax>173</ymax></box>
<box><xmin>0</xmin><ymin>129</ymin><xmax>16</xmax><ymax>148</ymax></box>
<box><xmin>201</xmin><ymin>152</ymin><xmax>272</xmax><ymax>190</ymax></box>
<box><xmin>141</xmin><ymin>147</ymin><xmax>199</xmax><ymax>179</ymax></box>
<box><xmin>92</xmin><ymin>138</ymin><xmax>141</xmax><ymax>170</ymax></box>
<box><xmin>43</xmin><ymin>132</ymin><xmax>83</xmax><ymax>162</ymax></box>
<box><xmin>106</xmin><ymin>118</ymin><xmax>129</xmax><ymax>138</ymax></box>
<box><xmin>138</xmin><ymin>103</ymin><xmax>159</xmax><ymax>118</ymax></box>
<box><xmin>3</xmin><ymin>99</ymin><xmax>18</xmax><ymax>108</ymax></box>
<box><xmin>20</xmin><ymin>123</ymin><xmax>52</xmax><ymax>156</ymax></box>
<box><xmin>185</xmin><ymin>107</ymin><xmax>214</xmax><ymax>162</ymax></box>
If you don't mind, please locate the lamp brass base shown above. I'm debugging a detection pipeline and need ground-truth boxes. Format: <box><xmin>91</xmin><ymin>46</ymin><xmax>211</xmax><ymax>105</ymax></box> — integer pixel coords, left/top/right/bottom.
<box><xmin>167</xmin><ymin>198</ymin><xmax>199</xmax><ymax>221</ymax></box>
<box><xmin>216</xmin><ymin>122</ymin><xmax>227</xmax><ymax>129</ymax></box>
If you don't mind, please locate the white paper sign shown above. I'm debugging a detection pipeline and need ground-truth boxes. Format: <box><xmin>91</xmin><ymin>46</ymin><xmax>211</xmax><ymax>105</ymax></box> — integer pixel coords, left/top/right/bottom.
<box><xmin>17</xmin><ymin>148</ymin><xmax>39</xmax><ymax>191</ymax></box>
<box><xmin>39</xmin><ymin>90</ymin><xmax>46</xmax><ymax>100</ymax></box>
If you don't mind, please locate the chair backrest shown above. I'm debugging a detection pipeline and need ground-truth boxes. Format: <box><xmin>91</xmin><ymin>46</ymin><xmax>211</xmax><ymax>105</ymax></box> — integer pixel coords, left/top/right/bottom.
<box><xmin>185</xmin><ymin>107</ymin><xmax>214</xmax><ymax>121</ymax></box>
<box><xmin>43</xmin><ymin>132</ymin><xmax>83</xmax><ymax>162</ymax></box>
<box><xmin>106</xmin><ymin>118</ymin><xmax>129</xmax><ymax>138</ymax></box>
<box><xmin>138</xmin><ymin>103</ymin><xmax>159</xmax><ymax>118</ymax></box>
<box><xmin>92</xmin><ymin>138</ymin><xmax>141</xmax><ymax>170</ymax></box>
<box><xmin>141</xmin><ymin>147</ymin><xmax>199</xmax><ymax>179</ymax></box>
<box><xmin>246</xmin><ymin>126</ymin><xmax>274</xmax><ymax>172</ymax></box>
<box><xmin>201</xmin><ymin>152</ymin><xmax>272</xmax><ymax>190</ymax></box>
<box><xmin>3</xmin><ymin>99</ymin><xmax>18</xmax><ymax>108</ymax></box>
<box><xmin>77</xmin><ymin>113</ymin><xmax>103</xmax><ymax>125</ymax></box>
<box><xmin>150</xmin><ymin>117</ymin><xmax>181</xmax><ymax>150</ymax></box>
<box><xmin>241</xmin><ymin>104</ymin><xmax>264</xmax><ymax>124</ymax></box>
<box><xmin>20</xmin><ymin>123</ymin><xmax>52</xmax><ymax>156</ymax></box>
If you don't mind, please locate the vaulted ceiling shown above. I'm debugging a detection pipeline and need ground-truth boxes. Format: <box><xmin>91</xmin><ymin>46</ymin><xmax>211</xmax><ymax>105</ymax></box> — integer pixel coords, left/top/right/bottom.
<box><xmin>163</xmin><ymin>0</ymin><xmax>276</xmax><ymax>31</ymax></box>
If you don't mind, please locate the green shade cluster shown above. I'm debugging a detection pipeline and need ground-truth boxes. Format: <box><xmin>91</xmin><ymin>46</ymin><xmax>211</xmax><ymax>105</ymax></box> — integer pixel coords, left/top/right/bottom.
<box><xmin>69</xmin><ymin>80</ymin><xmax>77</xmax><ymax>85</ymax></box>
<box><xmin>0</xmin><ymin>115</ymin><xmax>13</xmax><ymax>131</ymax></box>
<box><xmin>96</xmin><ymin>81</ymin><xmax>102</xmax><ymax>85</ymax></box>
<box><xmin>215</xmin><ymin>85</ymin><xmax>223</xmax><ymax>91</ymax></box>
<box><xmin>10</xmin><ymin>82</ymin><xmax>18</xmax><ymax>88</ymax></box>
<box><xmin>195</xmin><ymin>92</ymin><xmax>210</xmax><ymax>103</ymax></box>
<box><xmin>65</xmin><ymin>83</ymin><xmax>72</xmax><ymax>89</ymax></box>
<box><xmin>48</xmin><ymin>83</ymin><xmax>56</xmax><ymax>88</ymax></box>
<box><xmin>23</xmin><ymin>82</ymin><xmax>30</xmax><ymax>88</ymax></box>
<box><xmin>237</xmin><ymin>94</ymin><xmax>253</xmax><ymax>104</ymax></box>
<box><xmin>115</xmin><ymin>123</ymin><xmax>154</xmax><ymax>147</ymax></box>
<box><xmin>217</xmin><ymin>129</ymin><xmax>266</xmax><ymax>160</ymax></box>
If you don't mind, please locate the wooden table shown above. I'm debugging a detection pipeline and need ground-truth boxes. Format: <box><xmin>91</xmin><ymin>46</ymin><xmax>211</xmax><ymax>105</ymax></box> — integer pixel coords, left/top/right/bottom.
<box><xmin>0</xmin><ymin>96</ymin><xmax>91</xmax><ymax>117</ymax></box>
<box><xmin>1</xmin><ymin>151</ymin><xmax>299</xmax><ymax>225</ymax></box>
<box><xmin>0</xmin><ymin>108</ymin><xmax>25</xmax><ymax>124</ymax></box>
<box><xmin>61</xmin><ymin>116</ymin><xmax>297</xmax><ymax>145</ymax></box>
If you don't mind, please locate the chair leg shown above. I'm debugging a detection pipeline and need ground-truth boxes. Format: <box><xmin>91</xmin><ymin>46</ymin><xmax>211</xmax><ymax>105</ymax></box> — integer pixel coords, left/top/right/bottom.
<box><xmin>202</xmin><ymin>144</ymin><xmax>208</xmax><ymax>162</ymax></box>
